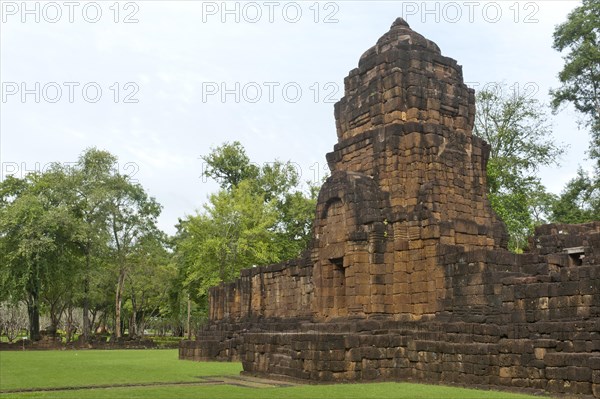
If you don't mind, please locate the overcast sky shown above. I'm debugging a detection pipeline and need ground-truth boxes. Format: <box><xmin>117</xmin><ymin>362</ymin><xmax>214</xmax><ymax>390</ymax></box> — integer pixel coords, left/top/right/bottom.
<box><xmin>1</xmin><ymin>0</ymin><xmax>591</xmax><ymax>235</ymax></box>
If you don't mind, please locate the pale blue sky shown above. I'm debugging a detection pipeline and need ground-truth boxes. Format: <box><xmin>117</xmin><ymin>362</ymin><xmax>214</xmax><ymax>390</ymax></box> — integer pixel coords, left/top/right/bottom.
<box><xmin>0</xmin><ymin>1</ymin><xmax>590</xmax><ymax>234</ymax></box>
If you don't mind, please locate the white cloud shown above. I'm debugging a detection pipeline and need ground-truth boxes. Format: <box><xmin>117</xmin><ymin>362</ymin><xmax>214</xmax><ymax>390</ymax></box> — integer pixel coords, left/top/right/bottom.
<box><xmin>1</xmin><ymin>0</ymin><xmax>591</xmax><ymax>235</ymax></box>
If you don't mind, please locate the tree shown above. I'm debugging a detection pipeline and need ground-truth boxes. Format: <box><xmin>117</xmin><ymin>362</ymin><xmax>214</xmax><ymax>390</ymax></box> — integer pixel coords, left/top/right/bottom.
<box><xmin>68</xmin><ymin>148</ymin><xmax>165</xmax><ymax>339</ymax></box>
<box><xmin>169</xmin><ymin>225</ymin><xmax>207</xmax><ymax>337</ymax></box>
<box><xmin>201</xmin><ymin>141</ymin><xmax>259</xmax><ymax>189</ymax></box>
<box><xmin>106</xmin><ymin>178</ymin><xmax>162</xmax><ymax>338</ymax></box>
<box><xmin>72</xmin><ymin>149</ymin><xmax>115</xmax><ymax>339</ymax></box>
<box><xmin>0</xmin><ymin>302</ymin><xmax>28</xmax><ymax>342</ymax></box>
<box><xmin>202</xmin><ymin>142</ymin><xmax>317</xmax><ymax>257</ymax></box>
<box><xmin>178</xmin><ymin>142</ymin><xmax>318</xmax><ymax>302</ymax></box>
<box><xmin>126</xmin><ymin>233</ymin><xmax>173</xmax><ymax>337</ymax></box>
<box><xmin>551</xmin><ymin>168</ymin><xmax>600</xmax><ymax>223</ymax></box>
<box><xmin>0</xmin><ymin>148</ymin><xmax>169</xmax><ymax>342</ymax></box>
<box><xmin>0</xmin><ymin>167</ymin><xmax>80</xmax><ymax>340</ymax></box>
<box><xmin>181</xmin><ymin>180</ymin><xmax>280</xmax><ymax>298</ymax></box>
<box><xmin>550</xmin><ymin>0</ymin><xmax>600</xmax><ymax>225</ymax></box>
<box><xmin>551</xmin><ymin>0</ymin><xmax>600</xmax><ymax>163</ymax></box>
<box><xmin>474</xmin><ymin>88</ymin><xmax>566</xmax><ymax>251</ymax></box>
<box><xmin>251</xmin><ymin>161</ymin><xmax>317</xmax><ymax>260</ymax></box>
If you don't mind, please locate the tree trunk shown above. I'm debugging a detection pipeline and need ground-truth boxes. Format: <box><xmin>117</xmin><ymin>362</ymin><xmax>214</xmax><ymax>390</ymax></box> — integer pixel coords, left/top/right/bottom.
<box><xmin>65</xmin><ymin>304</ymin><xmax>75</xmax><ymax>343</ymax></box>
<box><xmin>130</xmin><ymin>306</ymin><xmax>137</xmax><ymax>338</ymax></box>
<box><xmin>94</xmin><ymin>310</ymin><xmax>106</xmax><ymax>334</ymax></box>
<box><xmin>89</xmin><ymin>309</ymin><xmax>98</xmax><ymax>333</ymax></box>
<box><xmin>47</xmin><ymin>297</ymin><xmax>65</xmax><ymax>337</ymax></box>
<box><xmin>130</xmin><ymin>288</ymin><xmax>137</xmax><ymax>338</ymax></box>
<box><xmin>27</xmin><ymin>291</ymin><xmax>41</xmax><ymax>341</ymax></box>
<box><xmin>187</xmin><ymin>295</ymin><xmax>191</xmax><ymax>339</ymax></box>
<box><xmin>138</xmin><ymin>318</ymin><xmax>146</xmax><ymax>337</ymax></box>
<box><xmin>115</xmin><ymin>269</ymin><xmax>126</xmax><ymax>338</ymax></box>
<box><xmin>82</xmin><ymin>250</ymin><xmax>90</xmax><ymax>341</ymax></box>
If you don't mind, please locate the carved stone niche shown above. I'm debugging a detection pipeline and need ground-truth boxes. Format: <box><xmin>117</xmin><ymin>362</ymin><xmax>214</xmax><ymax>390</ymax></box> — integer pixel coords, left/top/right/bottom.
<box><xmin>311</xmin><ymin>170</ymin><xmax>391</xmax><ymax>319</ymax></box>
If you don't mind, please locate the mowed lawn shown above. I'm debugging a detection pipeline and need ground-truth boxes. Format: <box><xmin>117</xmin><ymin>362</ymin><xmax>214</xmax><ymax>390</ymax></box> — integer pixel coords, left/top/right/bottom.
<box><xmin>0</xmin><ymin>349</ymin><xmax>541</xmax><ymax>399</ymax></box>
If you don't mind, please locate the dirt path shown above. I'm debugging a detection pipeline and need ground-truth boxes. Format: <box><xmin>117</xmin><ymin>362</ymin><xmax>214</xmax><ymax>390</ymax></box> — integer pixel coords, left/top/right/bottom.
<box><xmin>0</xmin><ymin>375</ymin><xmax>296</xmax><ymax>394</ymax></box>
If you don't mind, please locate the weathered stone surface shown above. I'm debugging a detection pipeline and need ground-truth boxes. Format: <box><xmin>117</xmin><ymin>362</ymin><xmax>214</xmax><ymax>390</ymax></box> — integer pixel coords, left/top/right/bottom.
<box><xmin>180</xmin><ymin>18</ymin><xmax>600</xmax><ymax>399</ymax></box>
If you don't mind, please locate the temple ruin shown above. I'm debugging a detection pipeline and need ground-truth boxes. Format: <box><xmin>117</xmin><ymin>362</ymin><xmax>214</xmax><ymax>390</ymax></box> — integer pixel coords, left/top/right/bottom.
<box><xmin>181</xmin><ymin>18</ymin><xmax>600</xmax><ymax>398</ymax></box>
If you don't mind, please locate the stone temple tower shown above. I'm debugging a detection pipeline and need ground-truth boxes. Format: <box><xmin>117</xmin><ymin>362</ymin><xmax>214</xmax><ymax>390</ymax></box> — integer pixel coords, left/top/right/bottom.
<box><xmin>311</xmin><ymin>17</ymin><xmax>507</xmax><ymax>319</ymax></box>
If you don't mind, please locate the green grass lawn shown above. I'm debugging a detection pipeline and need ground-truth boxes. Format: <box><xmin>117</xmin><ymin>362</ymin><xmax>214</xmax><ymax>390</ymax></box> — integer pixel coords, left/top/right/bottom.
<box><xmin>0</xmin><ymin>349</ymin><xmax>543</xmax><ymax>399</ymax></box>
<box><xmin>0</xmin><ymin>349</ymin><xmax>241</xmax><ymax>390</ymax></box>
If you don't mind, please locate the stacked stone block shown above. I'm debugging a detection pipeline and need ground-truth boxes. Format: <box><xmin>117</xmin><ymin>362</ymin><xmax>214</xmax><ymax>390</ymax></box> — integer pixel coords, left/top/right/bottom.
<box><xmin>334</xmin><ymin>18</ymin><xmax>474</xmax><ymax>141</ymax></box>
<box><xmin>208</xmin><ymin>256</ymin><xmax>314</xmax><ymax>322</ymax></box>
<box><xmin>238</xmin><ymin>318</ymin><xmax>600</xmax><ymax>397</ymax></box>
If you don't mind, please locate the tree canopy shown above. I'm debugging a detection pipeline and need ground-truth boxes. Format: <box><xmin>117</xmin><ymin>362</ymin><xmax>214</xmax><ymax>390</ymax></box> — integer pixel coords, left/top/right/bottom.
<box><xmin>549</xmin><ymin>0</ymin><xmax>600</xmax><ymax>225</ymax></box>
<box><xmin>0</xmin><ymin>149</ymin><xmax>168</xmax><ymax>341</ymax></box>
<box><xmin>551</xmin><ymin>168</ymin><xmax>600</xmax><ymax>224</ymax></box>
<box><xmin>551</xmin><ymin>0</ymin><xmax>600</xmax><ymax>163</ymax></box>
<box><xmin>177</xmin><ymin>141</ymin><xmax>317</xmax><ymax>301</ymax></box>
<box><xmin>474</xmin><ymin>88</ymin><xmax>566</xmax><ymax>251</ymax></box>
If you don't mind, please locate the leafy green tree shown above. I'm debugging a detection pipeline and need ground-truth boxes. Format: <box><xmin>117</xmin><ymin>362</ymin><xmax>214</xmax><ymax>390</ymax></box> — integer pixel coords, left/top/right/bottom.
<box><xmin>71</xmin><ymin>149</ymin><xmax>117</xmax><ymax>340</ymax></box>
<box><xmin>201</xmin><ymin>141</ymin><xmax>259</xmax><ymax>189</ymax></box>
<box><xmin>178</xmin><ymin>142</ymin><xmax>318</xmax><ymax>302</ymax></box>
<box><xmin>0</xmin><ymin>167</ymin><xmax>80</xmax><ymax>340</ymax></box>
<box><xmin>551</xmin><ymin>168</ymin><xmax>600</xmax><ymax>223</ymax></box>
<box><xmin>0</xmin><ymin>148</ymin><xmax>168</xmax><ymax>341</ymax></box>
<box><xmin>181</xmin><ymin>180</ymin><xmax>279</xmax><ymax>298</ymax></box>
<box><xmin>551</xmin><ymin>0</ymin><xmax>600</xmax><ymax>163</ymax></box>
<box><xmin>252</xmin><ymin>161</ymin><xmax>317</xmax><ymax>260</ymax></box>
<box><xmin>126</xmin><ymin>233</ymin><xmax>174</xmax><ymax>337</ymax></box>
<box><xmin>202</xmin><ymin>141</ymin><xmax>317</xmax><ymax>258</ymax></box>
<box><xmin>85</xmin><ymin>257</ymin><xmax>115</xmax><ymax>335</ymax></box>
<box><xmin>106</xmin><ymin>178</ymin><xmax>162</xmax><ymax>338</ymax></box>
<box><xmin>488</xmin><ymin>181</ymin><xmax>556</xmax><ymax>252</ymax></box>
<box><xmin>169</xmin><ymin>228</ymin><xmax>207</xmax><ymax>337</ymax></box>
<box><xmin>68</xmin><ymin>148</ymin><xmax>164</xmax><ymax>339</ymax></box>
<box><xmin>474</xmin><ymin>88</ymin><xmax>566</xmax><ymax>251</ymax></box>
<box><xmin>550</xmin><ymin>0</ymin><xmax>600</xmax><ymax>227</ymax></box>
